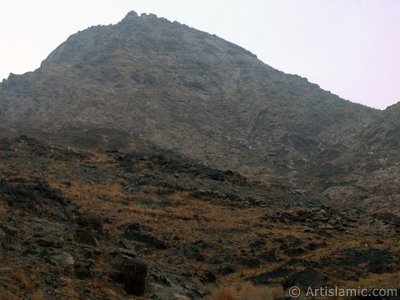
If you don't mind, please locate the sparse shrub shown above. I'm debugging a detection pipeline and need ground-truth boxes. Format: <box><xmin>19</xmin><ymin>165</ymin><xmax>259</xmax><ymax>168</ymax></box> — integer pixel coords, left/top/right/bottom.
<box><xmin>211</xmin><ymin>284</ymin><xmax>284</xmax><ymax>300</ymax></box>
<box><xmin>10</xmin><ymin>270</ymin><xmax>33</xmax><ymax>289</ymax></box>
<box><xmin>0</xmin><ymin>289</ymin><xmax>19</xmax><ymax>300</ymax></box>
<box><xmin>268</xmin><ymin>286</ymin><xmax>284</xmax><ymax>299</ymax></box>
<box><xmin>211</xmin><ymin>287</ymin><xmax>238</xmax><ymax>300</ymax></box>
<box><xmin>32</xmin><ymin>289</ymin><xmax>46</xmax><ymax>300</ymax></box>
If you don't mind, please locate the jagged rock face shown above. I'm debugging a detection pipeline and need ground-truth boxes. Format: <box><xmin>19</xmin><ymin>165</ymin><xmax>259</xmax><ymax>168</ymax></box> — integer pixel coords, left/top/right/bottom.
<box><xmin>0</xmin><ymin>11</ymin><xmax>379</xmax><ymax>182</ymax></box>
<box><xmin>358</xmin><ymin>102</ymin><xmax>400</xmax><ymax>154</ymax></box>
<box><xmin>321</xmin><ymin>102</ymin><xmax>400</xmax><ymax>209</ymax></box>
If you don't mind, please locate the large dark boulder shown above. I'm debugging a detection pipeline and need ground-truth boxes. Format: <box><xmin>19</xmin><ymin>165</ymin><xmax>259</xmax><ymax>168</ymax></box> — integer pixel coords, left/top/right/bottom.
<box><xmin>77</xmin><ymin>213</ymin><xmax>104</xmax><ymax>234</ymax></box>
<box><xmin>110</xmin><ymin>253</ymin><xmax>148</xmax><ymax>296</ymax></box>
<box><xmin>0</xmin><ymin>225</ymin><xmax>20</xmax><ymax>252</ymax></box>
<box><xmin>0</xmin><ymin>138</ymin><xmax>11</xmax><ymax>151</ymax></box>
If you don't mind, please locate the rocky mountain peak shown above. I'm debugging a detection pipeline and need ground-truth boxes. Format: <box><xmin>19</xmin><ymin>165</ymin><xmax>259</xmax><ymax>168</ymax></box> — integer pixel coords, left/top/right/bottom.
<box><xmin>124</xmin><ymin>10</ymin><xmax>138</xmax><ymax>18</ymax></box>
<box><xmin>0</xmin><ymin>11</ymin><xmax>399</xmax><ymax>299</ymax></box>
<box><xmin>385</xmin><ymin>100</ymin><xmax>400</xmax><ymax>112</ymax></box>
<box><xmin>0</xmin><ymin>12</ymin><xmax>382</xmax><ymax>188</ymax></box>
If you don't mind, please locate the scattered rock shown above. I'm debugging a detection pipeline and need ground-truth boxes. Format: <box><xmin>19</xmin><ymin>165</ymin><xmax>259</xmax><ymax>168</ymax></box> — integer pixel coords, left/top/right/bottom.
<box><xmin>323</xmin><ymin>248</ymin><xmax>396</xmax><ymax>274</ymax></box>
<box><xmin>183</xmin><ymin>246</ymin><xmax>205</xmax><ymax>262</ymax></box>
<box><xmin>264</xmin><ymin>207</ymin><xmax>358</xmax><ymax>230</ymax></box>
<box><xmin>53</xmin><ymin>252</ymin><xmax>75</xmax><ymax>268</ymax></box>
<box><xmin>74</xmin><ymin>228</ymin><xmax>99</xmax><ymax>246</ymax></box>
<box><xmin>252</xmin><ymin>267</ymin><xmax>292</xmax><ymax>284</ymax></box>
<box><xmin>285</xmin><ymin>247</ymin><xmax>306</xmax><ymax>257</ymax></box>
<box><xmin>171</xmin><ymin>294</ymin><xmax>191</xmax><ymax>300</ymax></box>
<box><xmin>0</xmin><ymin>179</ymin><xmax>69</xmax><ymax>215</ymax></box>
<box><xmin>0</xmin><ymin>225</ymin><xmax>20</xmax><ymax>251</ymax></box>
<box><xmin>209</xmin><ymin>255</ymin><xmax>226</xmax><ymax>265</ymax></box>
<box><xmin>284</xmin><ymin>268</ymin><xmax>328</xmax><ymax>289</ymax></box>
<box><xmin>258</xmin><ymin>250</ymin><xmax>279</xmax><ymax>262</ymax></box>
<box><xmin>201</xmin><ymin>271</ymin><xmax>217</xmax><ymax>283</ymax></box>
<box><xmin>153</xmin><ymin>273</ymin><xmax>173</xmax><ymax>287</ymax></box>
<box><xmin>306</xmin><ymin>242</ymin><xmax>327</xmax><ymax>251</ymax></box>
<box><xmin>237</xmin><ymin>257</ymin><xmax>260</xmax><ymax>268</ymax></box>
<box><xmin>111</xmin><ymin>247</ymin><xmax>137</xmax><ymax>258</ymax></box>
<box><xmin>0</xmin><ymin>138</ymin><xmax>11</xmax><ymax>151</ymax></box>
<box><xmin>218</xmin><ymin>265</ymin><xmax>235</xmax><ymax>275</ymax></box>
<box><xmin>74</xmin><ymin>261</ymin><xmax>92</xmax><ymax>278</ymax></box>
<box><xmin>373</xmin><ymin>212</ymin><xmax>400</xmax><ymax>228</ymax></box>
<box><xmin>77</xmin><ymin>214</ymin><xmax>103</xmax><ymax>234</ymax></box>
<box><xmin>123</xmin><ymin>223</ymin><xmax>166</xmax><ymax>249</ymax></box>
<box><xmin>33</xmin><ymin>235</ymin><xmax>63</xmax><ymax>248</ymax></box>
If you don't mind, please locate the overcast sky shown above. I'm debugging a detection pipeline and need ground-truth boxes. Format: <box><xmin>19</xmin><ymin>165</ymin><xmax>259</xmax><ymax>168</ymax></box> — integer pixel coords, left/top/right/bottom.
<box><xmin>0</xmin><ymin>0</ymin><xmax>399</xmax><ymax>109</ymax></box>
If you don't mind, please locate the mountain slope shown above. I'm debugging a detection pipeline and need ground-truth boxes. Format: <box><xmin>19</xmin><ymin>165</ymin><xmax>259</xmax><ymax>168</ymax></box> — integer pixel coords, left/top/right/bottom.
<box><xmin>1</xmin><ymin>133</ymin><xmax>399</xmax><ymax>299</ymax></box>
<box><xmin>0</xmin><ymin>11</ymin><xmax>378</xmax><ymax>184</ymax></box>
<box><xmin>0</xmin><ymin>11</ymin><xmax>399</xmax><ymax>299</ymax></box>
<box><xmin>320</xmin><ymin>102</ymin><xmax>400</xmax><ymax>211</ymax></box>
<box><xmin>359</xmin><ymin>102</ymin><xmax>400</xmax><ymax>156</ymax></box>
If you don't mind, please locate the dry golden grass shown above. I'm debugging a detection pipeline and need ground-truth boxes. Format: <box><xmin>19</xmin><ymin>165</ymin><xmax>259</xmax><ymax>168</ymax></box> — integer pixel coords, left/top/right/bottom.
<box><xmin>210</xmin><ymin>287</ymin><xmax>238</xmax><ymax>300</ymax></box>
<box><xmin>56</xmin><ymin>277</ymin><xmax>80</xmax><ymax>299</ymax></box>
<box><xmin>32</xmin><ymin>289</ymin><xmax>46</xmax><ymax>300</ymax></box>
<box><xmin>240</xmin><ymin>283</ymin><xmax>265</xmax><ymax>299</ymax></box>
<box><xmin>8</xmin><ymin>270</ymin><xmax>33</xmax><ymax>290</ymax></box>
<box><xmin>211</xmin><ymin>284</ymin><xmax>284</xmax><ymax>300</ymax></box>
<box><xmin>0</xmin><ymin>203</ymin><xmax>7</xmax><ymax>218</ymax></box>
<box><xmin>240</xmin><ymin>283</ymin><xmax>284</xmax><ymax>300</ymax></box>
<box><xmin>0</xmin><ymin>289</ymin><xmax>19</xmax><ymax>300</ymax></box>
<box><xmin>268</xmin><ymin>287</ymin><xmax>284</xmax><ymax>299</ymax></box>
<box><xmin>165</xmin><ymin>190</ymin><xmax>191</xmax><ymax>201</ymax></box>
<box><xmin>133</xmin><ymin>161</ymin><xmax>150</xmax><ymax>172</ymax></box>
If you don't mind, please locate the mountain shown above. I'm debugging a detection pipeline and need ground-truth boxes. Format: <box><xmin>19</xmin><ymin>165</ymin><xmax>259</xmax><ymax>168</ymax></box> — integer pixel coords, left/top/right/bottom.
<box><xmin>0</xmin><ymin>11</ymin><xmax>379</xmax><ymax>190</ymax></box>
<box><xmin>321</xmin><ymin>102</ymin><xmax>400</xmax><ymax>213</ymax></box>
<box><xmin>1</xmin><ymin>11</ymin><xmax>400</xmax><ymax>299</ymax></box>
<box><xmin>359</xmin><ymin>102</ymin><xmax>400</xmax><ymax>156</ymax></box>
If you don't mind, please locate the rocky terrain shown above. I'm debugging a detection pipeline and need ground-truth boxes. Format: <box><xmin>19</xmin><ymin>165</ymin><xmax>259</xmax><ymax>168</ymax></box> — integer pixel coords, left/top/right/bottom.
<box><xmin>0</xmin><ymin>132</ymin><xmax>399</xmax><ymax>299</ymax></box>
<box><xmin>0</xmin><ymin>11</ymin><xmax>380</xmax><ymax>188</ymax></box>
<box><xmin>0</xmin><ymin>10</ymin><xmax>399</xmax><ymax>299</ymax></box>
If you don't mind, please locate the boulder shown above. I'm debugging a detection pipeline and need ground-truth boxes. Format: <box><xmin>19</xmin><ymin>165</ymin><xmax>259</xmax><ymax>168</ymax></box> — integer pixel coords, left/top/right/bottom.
<box><xmin>53</xmin><ymin>252</ymin><xmax>75</xmax><ymax>268</ymax></box>
<box><xmin>0</xmin><ymin>225</ymin><xmax>20</xmax><ymax>251</ymax></box>
<box><xmin>284</xmin><ymin>268</ymin><xmax>328</xmax><ymax>288</ymax></box>
<box><xmin>74</xmin><ymin>228</ymin><xmax>99</xmax><ymax>246</ymax></box>
<box><xmin>74</xmin><ymin>261</ymin><xmax>93</xmax><ymax>279</ymax></box>
<box><xmin>77</xmin><ymin>214</ymin><xmax>103</xmax><ymax>234</ymax></box>
<box><xmin>123</xmin><ymin>223</ymin><xmax>166</xmax><ymax>249</ymax></box>
<box><xmin>0</xmin><ymin>138</ymin><xmax>11</xmax><ymax>151</ymax></box>
<box><xmin>110</xmin><ymin>254</ymin><xmax>147</xmax><ymax>296</ymax></box>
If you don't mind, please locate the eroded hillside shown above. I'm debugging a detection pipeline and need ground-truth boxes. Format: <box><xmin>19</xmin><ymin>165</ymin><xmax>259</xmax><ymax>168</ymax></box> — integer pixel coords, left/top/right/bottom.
<box><xmin>0</xmin><ymin>132</ymin><xmax>399</xmax><ymax>299</ymax></box>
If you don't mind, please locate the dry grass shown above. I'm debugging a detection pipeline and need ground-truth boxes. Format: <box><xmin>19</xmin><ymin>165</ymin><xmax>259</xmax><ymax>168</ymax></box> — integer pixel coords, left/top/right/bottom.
<box><xmin>0</xmin><ymin>203</ymin><xmax>7</xmax><ymax>216</ymax></box>
<box><xmin>240</xmin><ymin>283</ymin><xmax>284</xmax><ymax>300</ymax></box>
<box><xmin>57</xmin><ymin>277</ymin><xmax>80</xmax><ymax>299</ymax></box>
<box><xmin>0</xmin><ymin>289</ymin><xmax>19</xmax><ymax>300</ymax></box>
<box><xmin>268</xmin><ymin>287</ymin><xmax>284</xmax><ymax>299</ymax></box>
<box><xmin>210</xmin><ymin>287</ymin><xmax>238</xmax><ymax>300</ymax></box>
<box><xmin>211</xmin><ymin>284</ymin><xmax>284</xmax><ymax>300</ymax></box>
<box><xmin>32</xmin><ymin>289</ymin><xmax>46</xmax><ymax>300</ymax></box>
<box><xmin>9</xmin><ymin>270</ymin><xmax>33</xmax><ymax>290</ymax></box>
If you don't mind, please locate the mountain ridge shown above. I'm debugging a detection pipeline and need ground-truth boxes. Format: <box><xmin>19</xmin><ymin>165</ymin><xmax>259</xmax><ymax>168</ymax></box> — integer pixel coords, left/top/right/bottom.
<box><xmin>0</xmin><ymin>11</ymin><xmax>393</xmax><ymax>190</ymax></box>
<box><xmin>0</xmin><ymin>11</ymin><xmax>400</xmax><ymax>299</ymax></box>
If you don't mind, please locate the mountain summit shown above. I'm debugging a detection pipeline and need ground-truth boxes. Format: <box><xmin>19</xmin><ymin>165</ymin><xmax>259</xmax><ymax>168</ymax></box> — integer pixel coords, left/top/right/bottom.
<box><xmin>0</xmin><ymin>11</ymin><xmax>399</xmax><ymax>299</ymax></box>
<box><xmin>0</xmin><ymin>11</ymin><xmax>380</xmax><ymax>185</ymax></box>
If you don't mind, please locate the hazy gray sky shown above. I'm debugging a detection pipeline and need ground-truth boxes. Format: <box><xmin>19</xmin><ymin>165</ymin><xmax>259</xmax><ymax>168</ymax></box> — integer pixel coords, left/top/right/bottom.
<box><xmin>0</xmin><ymin>0</ymin><xmax>399</xmax><ymax>109</ymax></box>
